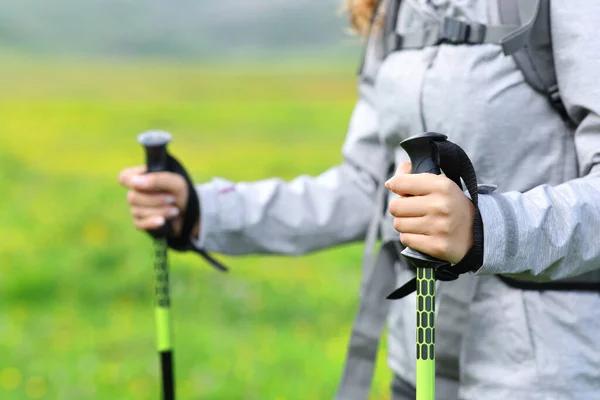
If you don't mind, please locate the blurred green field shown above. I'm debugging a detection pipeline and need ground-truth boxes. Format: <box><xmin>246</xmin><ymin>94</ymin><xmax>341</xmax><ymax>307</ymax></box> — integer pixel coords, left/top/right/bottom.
<box><xmin>0</xmin><ymin>55</ymin><xmax>392</xmax><ymax>399</ymax></box>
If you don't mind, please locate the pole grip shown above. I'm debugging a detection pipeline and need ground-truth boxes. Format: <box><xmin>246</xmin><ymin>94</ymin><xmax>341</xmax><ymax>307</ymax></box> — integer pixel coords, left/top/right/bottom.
<box><xmin>137</xmin><ymin>130</ymin><xmax>174</xmax><ymax>238</ymax></box>
<box><xmin>399</xmin><ymin>132</ymin><xmax>448</xmax><ymax>268</ymax></box>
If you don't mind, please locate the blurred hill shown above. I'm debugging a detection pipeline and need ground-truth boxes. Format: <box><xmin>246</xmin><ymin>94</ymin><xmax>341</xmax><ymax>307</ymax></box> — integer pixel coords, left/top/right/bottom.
<box><xmin>0</xmin><ymin>0</ymin><xmax>360</xmax><ymax>59</ymax></box>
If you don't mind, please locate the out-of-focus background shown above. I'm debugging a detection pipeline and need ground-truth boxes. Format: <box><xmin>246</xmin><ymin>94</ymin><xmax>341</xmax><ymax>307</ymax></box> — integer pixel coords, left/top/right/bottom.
<box><xmin>0</xmin><ymin>1</ymin><xmax>392</xmax><ymax>399</ymax></box>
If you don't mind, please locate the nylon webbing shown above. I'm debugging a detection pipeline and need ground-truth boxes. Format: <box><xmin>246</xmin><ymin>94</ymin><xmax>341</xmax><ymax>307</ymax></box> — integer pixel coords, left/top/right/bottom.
<box><xmin>517</xmin><ymin>0</ymin><xmax>540</xmax><ymax>24</ymax></box>
<box><xmin>335</xmin><ymin>165</ymin><xmax>396</xmax><ymax>399</ymax></box>
<box><xmin>161</xmin><ymin>153</ymin><xmax>228</xmax><ymax>272</ymax></box>
<box><xmin>400</xmin><ymin>23</ymin><xmax>519</xmax><ymax>49</ymax></box>
<box><xmin>361</xmin><ymin>181</ymin><xmax>388</xmax><ymax>293</ymax></box>
<box><xmin>498</xmin><ymin>0</ymin><xmax>522</xmax><ymax>25</ymax></box>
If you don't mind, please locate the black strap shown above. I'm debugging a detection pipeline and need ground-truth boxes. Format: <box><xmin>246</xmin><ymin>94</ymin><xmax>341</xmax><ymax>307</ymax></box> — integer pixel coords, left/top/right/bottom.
<box><xmin>384</xmin><ymin>0</ymin><xmax>403</xmax><ymax>56</ymax></box>
<box><xmin>500</xmin><ymin>0</ymin><xmax>572</xmax><ymax>124</ymax></box>
<box><xmin>499</xmin><ymin>275</ymin><xmax>600</xmax><ymax>291</ymax></box>
<box><xmin>150</xmin><ymin>153</ymin><xmax>228</xmax><ymax>272</ymax></box>
<box><xmin>387</xmin><ymin>140</ymin><xmax>483</xmax><ymax>299</ymax></box>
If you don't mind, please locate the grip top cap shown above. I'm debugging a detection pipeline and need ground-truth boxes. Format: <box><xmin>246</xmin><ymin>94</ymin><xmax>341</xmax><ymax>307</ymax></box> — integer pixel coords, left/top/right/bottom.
<box><xmin>137</xmin><ymin>130</ymin><xmax>172</xmax><ymax>147</ymax></box>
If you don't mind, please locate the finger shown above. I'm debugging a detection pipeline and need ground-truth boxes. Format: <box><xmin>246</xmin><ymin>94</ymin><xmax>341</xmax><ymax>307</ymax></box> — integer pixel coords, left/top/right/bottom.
<box><xmin>395</xmin><ymin>161</ymin><xmax>412</xmax><ymax>176</ymax></box>
<box><xmin>133</xmin><ymin>215</ymin><xmax>167</xmax><ymax>231</ymax></box>
<box><xmin>118</xmin><ymin>166</ymin><xmax>146</xmax><ymax>187</ymax></box>
<box><xmin>385</xmin><ymin>173</ymin><xmax>440</xmax><ymax>196</ymax></box>
<box><xmin>388</xmin><ymin>196</ymin><xmax>428</xmax><ymax>217</ymax></box>
<box><xmin>400</xmin><ymin>233</ymin><xmax>448</xmax><ymax>261</ymax></box>
<box><xmin>130</xmin><ymin>205</ymin><xmax>181</xmax><ymax>220</ymax></box>
<box><xmin>127</xmin><ymin>190</ymin><xmax>176</xmax><ymax>207</ymax></box>
<box><xmin>393</xmin><ymin>216</ymin><xmax>430</xmax><ymax>235</ymax></box>
<box><xmin>400</xmin><ymin>233</ymin><xmax>431</xmax><ymax>255</ymax></box>
<box><xmin>130</xmin><ymin>172</ymin><xmax>186</xmax><ymax>194</ymax></box>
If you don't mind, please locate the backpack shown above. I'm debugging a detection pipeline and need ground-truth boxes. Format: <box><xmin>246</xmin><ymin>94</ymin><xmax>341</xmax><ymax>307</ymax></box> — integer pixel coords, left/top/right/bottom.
<box><xmin>363</xmin><ymin>0</ymin><xmax>572</xmax><ymax>124</ymax></box>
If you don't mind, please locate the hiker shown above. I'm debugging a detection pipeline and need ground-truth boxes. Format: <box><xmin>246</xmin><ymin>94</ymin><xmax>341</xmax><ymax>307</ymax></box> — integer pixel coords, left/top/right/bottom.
<box><xmin>118</xmin><ymin>0</ymin><xmax>600</xmax><ymax>398</ymax></box>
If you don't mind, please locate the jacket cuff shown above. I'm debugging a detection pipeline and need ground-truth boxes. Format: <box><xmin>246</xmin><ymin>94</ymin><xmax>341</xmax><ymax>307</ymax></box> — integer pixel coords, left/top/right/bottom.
<box><xmin>472</xmin><ymin>191</ymin><xmax>508</xmax><ymax>275</ymax></box>
<box><xmin>190</xmin><ymin>179</ymin><xmax>239</xmax><ymax>251</ymax></box>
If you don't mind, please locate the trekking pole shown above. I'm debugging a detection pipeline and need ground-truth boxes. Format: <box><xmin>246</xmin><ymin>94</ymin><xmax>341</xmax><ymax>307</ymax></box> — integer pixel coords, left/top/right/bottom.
<box><xmin>137</xmin><ymin>130</ymin><xmax>176</xmax><ymax>400</ymax></box>
<box><xmin>398</xmin><ymin>132</ymin><xmax>450</xmax><ymax>400</ymax></box>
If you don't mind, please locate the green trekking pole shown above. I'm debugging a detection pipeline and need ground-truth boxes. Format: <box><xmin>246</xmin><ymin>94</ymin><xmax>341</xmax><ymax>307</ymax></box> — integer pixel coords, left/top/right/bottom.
<box><xmin>137</xmin><ymin>130</ymin><xmax>176</xmax><ymax>400</ymax></box>
<box><xmin>398</xmin><ymin>132</ymin><xmax>450</xmax><ymax>400</ymax></box>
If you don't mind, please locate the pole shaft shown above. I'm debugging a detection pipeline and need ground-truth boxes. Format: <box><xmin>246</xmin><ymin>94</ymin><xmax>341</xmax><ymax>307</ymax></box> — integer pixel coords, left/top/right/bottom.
<box><xmin>154</xmin><ymin>238</ymin><xmax>175</xmax><ymax>400</ymax></box>
<box><xmin>416</xmin><ymin>267</ymin><xmax>435</xmax><ymax>400</ymax></box>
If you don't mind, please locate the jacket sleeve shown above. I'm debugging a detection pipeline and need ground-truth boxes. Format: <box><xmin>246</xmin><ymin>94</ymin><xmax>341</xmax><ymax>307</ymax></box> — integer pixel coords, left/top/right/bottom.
<box><xmin>190</xmin><ymin>39</ymin><xmax>392</xmax><ymax>256</ymax></box>
<box><xmin>474</xmin><ymin>0</ymin><xmax>600</xmax><ymax>281</ymax></box>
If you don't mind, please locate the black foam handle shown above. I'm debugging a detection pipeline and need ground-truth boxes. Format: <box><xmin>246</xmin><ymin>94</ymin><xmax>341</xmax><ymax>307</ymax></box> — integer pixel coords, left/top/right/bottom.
<box><xmin>400</xmin><ymin>132</ymin><xmax>446</xmax><ymax>175</ymax></box>
<box><xmin>145</xmin><ymin>145</ymin><xmax>169</xmax><ymax>173</ymax></box>
<box><xmin>399</xmin><ymin>132</ymin><xmax>449</xmax><ymax>268</ymax></box>
<box><xmin>138</xmin><ymin>130</ymin><xmax>174</xmax><ymax>238</ymax></box>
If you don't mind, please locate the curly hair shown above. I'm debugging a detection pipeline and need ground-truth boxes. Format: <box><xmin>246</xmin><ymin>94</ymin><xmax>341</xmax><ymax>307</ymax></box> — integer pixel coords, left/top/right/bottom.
<box><xmin>343</xmin><ymin>0</ymin><xmax>382</xmax><ymax>36</ymax></box>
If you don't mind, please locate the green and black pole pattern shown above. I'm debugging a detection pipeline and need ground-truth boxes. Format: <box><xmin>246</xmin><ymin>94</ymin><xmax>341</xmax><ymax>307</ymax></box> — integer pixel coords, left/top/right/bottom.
<box><xmin>398</xmin><ymin>132</ymin><xmax>450</xmax><ymax>400</ymax></box>
<box><xmin>153</xmin><ymin>238</ymin><xmax>174</xmax><ymax>399</ymax></box>
<box><xmin>416</xmin><ymin>267</ymin><xmax>435</xmax><ymax>400</ymax></box>
<box><xmin>138</xmin><ymin>130</ymin><xmax>176</xmax><ymax>400</ymax></box>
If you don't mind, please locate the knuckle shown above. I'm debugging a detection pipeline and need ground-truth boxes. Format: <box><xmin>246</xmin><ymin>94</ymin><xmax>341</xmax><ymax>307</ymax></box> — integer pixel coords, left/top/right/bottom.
<box><xmin>393</xmin><ymin>218</ymin><xmax>403</xmax><ymax>233</ymax></box>
<box><xmin>432</xmin><ymin>240</ymin><xmax>450</xmax><ymax>258</ymax></box>
<box><xmin>433</xmin><ymin>198</ymin><xmax>451</xmax><ymax>216</ymax></box>
<box><xmin>173</xmin><ymin>173</ymin><xmax>186</xmax><ymax>186</ymax></box>
<box><xmin>388</xmin><ymin>199</ymin><xmax>399</xmax><ymax>215</ymax></box>
<box><xmin>437</xmin><ymin>178</ymin><xmax>454</xmax><ymax>193</ymax></box>
<box><xmin>436</xmin><ymin>217</ymin><xmax>451</xmax><ymax>235</ymax></box>
<box><xmin>126</xmin><ymin>190</ymin><xmax>136</xmax><ymax>205</ymax></box>
<box><xmin>400</xmin><ymin>233</ymin><xmax>411</xmax><ymax>247</ymax></box>
<box><xmin>173</xmin><ymin>174</ymin><xmax>187</xmax><ymax>193</ymax></box>
<box><xmin>145</xmin><ymin>175</ymin><xmax>156</xmax><ymax>188</ymax></box>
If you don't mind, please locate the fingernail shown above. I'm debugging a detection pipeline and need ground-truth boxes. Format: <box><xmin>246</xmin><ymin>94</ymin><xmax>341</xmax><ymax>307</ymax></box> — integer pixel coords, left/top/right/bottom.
<box><xmin>385</xmin><ymin>178</ymin><xmax>392</xmax><ymax>188</ymax></box>
<box><xmin>132</xmin><ymin>176</ymin><xmax>148</xmax><ymax>188</ymax></box>
<box><xmin>165</xmin><ymin>195</ymin><xmax>176</xmax><ymax>204</ymax></box>
<box><xmin>168</xmin><ymin>207</ymin><xmax>180</xmax><ymax>217</ymax></box>
<box><xmin>152</xmin><ymin>216</ymin><xmax>166</xmax><ymax>227</ymax></box>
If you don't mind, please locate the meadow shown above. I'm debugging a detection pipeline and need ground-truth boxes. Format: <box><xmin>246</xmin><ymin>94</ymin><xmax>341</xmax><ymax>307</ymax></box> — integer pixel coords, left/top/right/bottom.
<box><xmin>0</xmin><ymin>55</ymin><xmax>392</xmax><ymax>399</ymax></box>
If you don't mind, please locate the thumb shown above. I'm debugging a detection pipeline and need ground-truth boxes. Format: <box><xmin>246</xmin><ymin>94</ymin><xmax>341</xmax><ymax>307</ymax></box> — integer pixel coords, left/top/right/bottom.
<box><xmin>396</xmin><ymin>162</ymin><xmax>412</xmax><ymax>175</ymax></box>
<box><xmin>385</xmin><ymin>162</ymin><xmax>412</xmax><ymax>191</ymax></box>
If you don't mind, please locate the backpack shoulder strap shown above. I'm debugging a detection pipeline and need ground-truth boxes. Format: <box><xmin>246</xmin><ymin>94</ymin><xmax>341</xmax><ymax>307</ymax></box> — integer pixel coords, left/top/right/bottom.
<box><xmin>384</xmin><ymin>0</ymin><xmax>402</xmax><ymax>57</ymax></box>
<box><xmin>498</xmin><ymin>0</ymin><xmax>521</xmax><ymax>25</ymax></box>
<box><xmin>356</xmin><ymin>0</ymin><xmax>384</xmax><ymax>77</ymax></box>
<box><xmin>500</xmin><ymin>0</ymin><xmax>572</xmax><ymax>123</ymax></box>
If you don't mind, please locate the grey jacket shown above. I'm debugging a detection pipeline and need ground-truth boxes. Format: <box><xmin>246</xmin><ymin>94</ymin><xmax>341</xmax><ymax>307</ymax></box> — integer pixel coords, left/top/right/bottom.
<box><xmin>192</xmin><ymin>0</ymin><xmax>600</xmax><ymax>285</ymax></box>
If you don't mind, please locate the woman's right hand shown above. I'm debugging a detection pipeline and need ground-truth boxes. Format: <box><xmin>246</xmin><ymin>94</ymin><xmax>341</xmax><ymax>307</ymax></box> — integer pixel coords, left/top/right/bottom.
<box><xmin>118</xmin><ymin>165</ymin><xmax>198</xmax><ymax>238</ymax></box>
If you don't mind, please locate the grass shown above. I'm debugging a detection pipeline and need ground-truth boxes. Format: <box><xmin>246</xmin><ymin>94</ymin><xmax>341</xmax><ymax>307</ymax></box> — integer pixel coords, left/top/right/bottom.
<box><xmin>0</xmin><ymin>55</ymin><xmax>392</xmax><ymax>399</ymax></box>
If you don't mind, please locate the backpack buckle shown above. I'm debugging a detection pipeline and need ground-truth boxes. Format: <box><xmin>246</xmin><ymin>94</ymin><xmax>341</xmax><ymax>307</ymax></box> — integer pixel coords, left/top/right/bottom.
<box><xmin>437</xmin><ymin>17</ymin><xmax>487</xmax><ymax>45</ymax></box>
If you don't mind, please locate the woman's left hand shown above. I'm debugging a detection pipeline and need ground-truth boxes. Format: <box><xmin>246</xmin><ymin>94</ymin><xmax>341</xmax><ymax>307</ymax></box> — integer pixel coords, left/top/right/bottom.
<box><xmin>386</xmin><ymin>162</ymin><xmax>475</xmax><ymax>264</ymax></box>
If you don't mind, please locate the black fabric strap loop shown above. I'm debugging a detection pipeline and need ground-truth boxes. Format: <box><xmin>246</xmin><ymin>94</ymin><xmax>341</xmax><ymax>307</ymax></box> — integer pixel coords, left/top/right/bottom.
<box><xmin>148</xmin><ymin>153</ymin><xmax>228</xmax><ymax>272</ymax></box>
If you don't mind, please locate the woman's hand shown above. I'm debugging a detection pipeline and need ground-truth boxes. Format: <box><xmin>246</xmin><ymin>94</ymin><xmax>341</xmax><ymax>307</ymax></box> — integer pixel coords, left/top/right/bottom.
<box><xmin>118</xmin><ymin>165</ymin><xmax>197</xmax><ymax>237</ymax></box>
<box><xmin>386</xmin><ymin>162</ymin><xmax>475</xmax><ymax>264</ymax></box>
